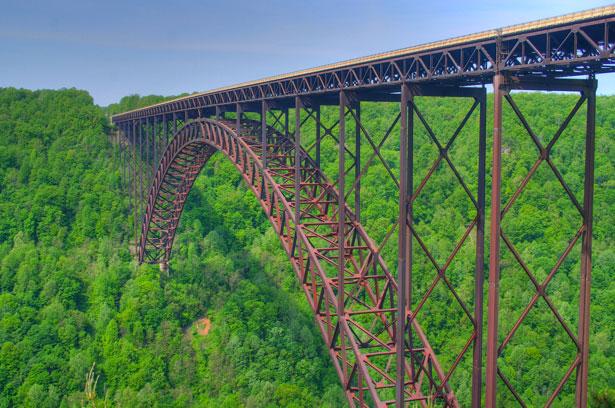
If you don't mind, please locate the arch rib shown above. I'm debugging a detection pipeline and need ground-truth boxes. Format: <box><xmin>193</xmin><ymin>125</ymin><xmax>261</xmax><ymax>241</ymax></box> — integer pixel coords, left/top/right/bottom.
<box><xmin>139</xmin><ymin>118</ymin><xmax>459</xmax><ymax>407</ymax></box>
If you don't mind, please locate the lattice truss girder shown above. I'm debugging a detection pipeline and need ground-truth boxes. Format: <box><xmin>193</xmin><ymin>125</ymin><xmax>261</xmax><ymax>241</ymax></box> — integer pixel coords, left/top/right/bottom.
<box><xmin>112</xmin><ymin>15</ymin><xmax>615</xmax><ymax>122</ymax></box>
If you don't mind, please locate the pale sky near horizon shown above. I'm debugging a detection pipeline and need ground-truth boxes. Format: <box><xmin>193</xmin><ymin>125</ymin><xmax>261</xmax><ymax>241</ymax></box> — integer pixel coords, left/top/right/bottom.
<box><xmin>1</xmin><ymin>0</ymin><xmax>613</xmax><ymax>106</ymax></box>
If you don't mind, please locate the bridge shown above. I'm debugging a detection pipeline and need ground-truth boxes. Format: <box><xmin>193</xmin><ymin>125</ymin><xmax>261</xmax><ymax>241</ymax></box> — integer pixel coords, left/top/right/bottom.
<box><xmin>111</xmin><ymin>6</ymin><xmax>615</xmax><ymax>407</ymax></box>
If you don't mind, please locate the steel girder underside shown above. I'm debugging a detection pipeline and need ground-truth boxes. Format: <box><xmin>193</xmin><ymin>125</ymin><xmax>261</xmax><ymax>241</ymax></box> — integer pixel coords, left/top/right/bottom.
<box><xmin>138</xmin><ymin>118</ymin><xmax>459</xmax><ymax>407</ymax></box>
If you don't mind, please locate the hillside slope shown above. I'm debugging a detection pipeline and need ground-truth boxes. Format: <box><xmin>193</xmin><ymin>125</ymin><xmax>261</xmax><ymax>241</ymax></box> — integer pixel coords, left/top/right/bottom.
<box><xmin>0</xmin><ymin>89</ymin><xmax>613</xmax><ymax>407</ymax></box>
<box><xmin>0</xmin><ymin>89</ymin><xmax>343</xmax><ymax>407</ymax></box>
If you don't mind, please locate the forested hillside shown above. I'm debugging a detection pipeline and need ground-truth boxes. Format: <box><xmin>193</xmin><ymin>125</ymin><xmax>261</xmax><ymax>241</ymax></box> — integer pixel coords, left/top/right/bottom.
<box><xmin>0</xmin><ymin>89</ymin><xmax>344</xmax><ymax>407</ymax></box>
<box><xmin>0</xmin><ymin>88</ymin><xmax>612</xmax><ymax>407</ymax></box>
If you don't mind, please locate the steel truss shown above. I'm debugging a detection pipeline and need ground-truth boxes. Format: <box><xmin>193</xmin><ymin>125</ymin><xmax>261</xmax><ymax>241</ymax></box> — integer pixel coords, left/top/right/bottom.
<box><xmin>112</xmin><ymin>9</ymin><xmax>614</xmax><ymax>123</ymax></box>
<box><xmin>110</xmin><ymin>9</ymin><xmax>607</xmax><ymax>408</ymax></box>
<box><xmin>113</xmin><ymin>71</ymin><xmax>598</xmax><ymax>406</ymax></box>
<box><xmin>117</xmin><ymin>80</ymin><xmax>493</xmax><ymax>406</ymax></box>
<box><xmin>398</xmin><ymin>85</ymin><xmax>487</xmax><ymax>408</ymax></box>
<box><xmin>486</xmin><ymin>75</ymin><xmax>596</xmax><ymax>408</ymax></box>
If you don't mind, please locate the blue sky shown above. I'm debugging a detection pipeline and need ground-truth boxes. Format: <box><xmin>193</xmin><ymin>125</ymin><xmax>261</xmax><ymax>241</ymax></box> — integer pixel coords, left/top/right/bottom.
<box><xmin>1</xmin><ymin>0</ymin><xmax>613</xmax><ymax>105</ymax></box>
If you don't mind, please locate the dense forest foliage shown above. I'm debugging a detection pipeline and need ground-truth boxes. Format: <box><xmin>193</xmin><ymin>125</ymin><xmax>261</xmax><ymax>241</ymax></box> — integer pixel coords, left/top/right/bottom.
<box><xmin>0</xmin><ymin>89</ymin><xmax>343</xmax><ymax>407</ymax></box>
<box><xmin>0</xmin><ymin>88</ymin><xmax>612</xmax><ymax>407</ymax></box>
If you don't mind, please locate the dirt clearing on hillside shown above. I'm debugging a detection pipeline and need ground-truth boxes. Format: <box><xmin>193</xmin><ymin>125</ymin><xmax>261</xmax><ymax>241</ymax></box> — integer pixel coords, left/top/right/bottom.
<box><xmin>195</xmin><ymin>317</ymin><xmax>211</xmax><ymax>336</ymax></box>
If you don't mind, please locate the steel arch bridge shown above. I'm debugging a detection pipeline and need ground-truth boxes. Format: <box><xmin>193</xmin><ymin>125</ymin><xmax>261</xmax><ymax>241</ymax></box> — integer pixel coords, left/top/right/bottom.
<box><xmin>111</xmin><ymin>6</ymin><xmax>615</xmax><ymax>407</ymax></box>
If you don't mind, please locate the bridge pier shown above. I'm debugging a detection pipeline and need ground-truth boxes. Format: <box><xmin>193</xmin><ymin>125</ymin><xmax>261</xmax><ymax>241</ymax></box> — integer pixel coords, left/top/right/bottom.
<box><xmin>485</xmin><ymin>74</ymin><xmax>597</xmax><ymax>408</ymax></box>
<box><xmin>394</xmin><ymin>83</ymin><xmax>487</xmax><ymax>408</ymax></box>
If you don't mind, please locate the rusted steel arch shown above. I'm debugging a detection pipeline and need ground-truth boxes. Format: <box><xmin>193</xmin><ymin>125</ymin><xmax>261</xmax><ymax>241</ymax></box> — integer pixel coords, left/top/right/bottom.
<box><xmin>138</xmin><ymin>123</ymin><xmax>214</xmax><ymax>263</ymax></box>
<box><xmin>138</xmin><ymin>118</ymin><xmax>460</xmax><ymax>407</ymax></box>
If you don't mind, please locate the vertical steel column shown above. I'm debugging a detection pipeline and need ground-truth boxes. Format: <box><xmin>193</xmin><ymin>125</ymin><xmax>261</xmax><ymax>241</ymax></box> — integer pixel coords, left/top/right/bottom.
<box><xmin>173</xmin><ymin>112</ymin><xmax>177</xmax><ymax>135</ymax></box>
<box><xmin>125</xmin><ymin>122</ymin><xmax>129</xmax><ymax>198</ymax></box>
<box><xmin>261</xmin><ymin>101</ymin><xmax>268</xmax><ymax>200</ymax></box>
<box><xmin>127</xmin><ymin>122</ymin><xmax>131</xmax><ymax>192</ymax></box>
<box><xmin>216</xmin><ymin>106</ymin><xmax>222</xmax><ymax>120</ymax></box>
<box><xmin>407</xmin><ymin>94</ymin><xmax>414</xmax><ymax>325</ymax></box>
<box><xmin>486</xmin><ymin>73</ymin><xmax>505</xmax><ymax>408</ymax></box>
<box><xmin>118</xmin><ymin>124</ymin><xmax>122</xmax><ymax>188</ymax></box>
<box><xmin>294</xmin><ymin>97</ymin><xmax>303</xmax><ymax>256</ymax></box>
<box><xmin>396</xmin><ymin>83</ymin><xmax>412</xmax><ymax>406</ymax></box>
<box><xmin>284</xmin><ymin>107</ymin><xmax>289</xmax><ymax>139</ymax></box>
<box><xmin>354</xmin><ymin>101</ymin><xmax>361</xmax><ymax>223</ymax></box>
<box><xmin>472</xmin><ymin>89</ymin><xmax>487</xmax><ymax>408</ymax></box>
<box><xmin>315</xmin><ymin>105</ymin><xmax>321</xmax><ymax>175</ymax></box>
<box><xmin>117</xmin><ymin>127</ymin><xmax>120</xmax><ymax>165</ymax></box>
<box><xmin>122</xmin><ymin>123</ymin><xmax>127</xmax><ymax>191</ymax></box>
<box><xmin>153</xmin><ymin>116</ymin><xmax>157</xmax><ymax>176</ymax></box>
<box><xmin>236</xmin><ymin>103</ymin><xmax>243</xmax><ymax>135</ymax></box>
<box><xmin>132</xmin><ymin>120</ymin><xmax>138</xmax><ymax>251</ymax></box>
<box><xmin>145</xmin><ymin>117</ymin><xmax>150</xmax><ymax>189</ymax></box>
<box><xmin>163</xmin><ymin>114</ymin><xmax>168</xmax><ymax>148</ymax></box>
<box><xmin>338</xmin><ymin>91</ymin><xmax>348</xmax><ymax>381</ymax></box>
<box><xmin>139</xmin><ymin>119</ymin><xmax>144</xmax><ymax>245</ymax></box>
<box><xmin>576</xmin><ymin>79</ymin><xmax>596</xmax><ymax>408</ymax></box>
<box><xmin>114</xmin><ymin>127</ymin><xmax>118</xmax><ymax>169</ymax></box>
<box><xmin>261</xmin><ymin>101</ymin><xmax>268</xmax><ymax>167</ymax></box>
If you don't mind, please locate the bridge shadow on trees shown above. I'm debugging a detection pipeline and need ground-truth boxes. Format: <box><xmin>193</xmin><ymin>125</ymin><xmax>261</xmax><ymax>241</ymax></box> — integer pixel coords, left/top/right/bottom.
<box><xmin>168</xmin><ymin>153</ymin><xmax>347</xmax><ymax>406</ymax></box>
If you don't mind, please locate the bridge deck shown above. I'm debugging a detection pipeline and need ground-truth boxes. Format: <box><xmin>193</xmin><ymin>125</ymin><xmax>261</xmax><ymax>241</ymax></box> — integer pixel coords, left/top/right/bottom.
<box><xmin>112</xmin><ymin>5</ymin><xmax>615</xmax><ymax>123</ymax></box>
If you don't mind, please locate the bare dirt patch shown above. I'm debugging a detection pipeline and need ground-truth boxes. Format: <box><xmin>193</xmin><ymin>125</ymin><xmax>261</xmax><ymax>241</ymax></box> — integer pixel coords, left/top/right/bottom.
<box><xmin>195</xmin><ymin>317</ymin><xmax>211</xmax><ymax>336</ymax></box>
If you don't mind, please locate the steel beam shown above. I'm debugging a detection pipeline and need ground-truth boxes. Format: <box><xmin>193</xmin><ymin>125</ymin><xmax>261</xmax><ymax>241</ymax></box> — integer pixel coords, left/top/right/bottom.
<box><xmin>472</xmin><ymin>88</ymin><xmax>486</xmax><ymax>408</ymax></box>
<box><xmin>261</xmin><ymin>100</ymin><xmax>268</xmax><ymax>168</ymax></box>
<box><xmin>396</xmin><ymin>82</ymin><xmax>412</xmax><ymax>407</ymax></box>
<box><xmin>315</xmin><ymin>105</ymin><xmax>321</xmax><ymax>173</ymax></box>
<box><xmin>354</xmin><ymin>101</ymin><xmax>361</xmax><ymax>224</ymax></box>
<box><xmin>294</xmin><ymin>96</ymin><xmax>302</xmax><ymax>256</ymax></box>
<box><xmin>132</xmin><ymin>120</ymin><xmax>138</xmax><ymax>251</ymax></box>
<box><xmin>145</xmin><ymin>117</ymin><xmax>150</xmax><ymax>191</ymax></box>
<box><xmin>163</xmin><ymin>114</ymin><xmax>168</xmax><ymax>148</ymax></box>
<box><xmin>153</xmin><ymin>116</ymin><xmax>157</xmax><ymax>177</ymax></box>
<box><xmin>486</xmin><ymin>73</ymin><xmax>504</xmax><ymax>408</ymax></box>
<box><xmin>338</xmin><ymin>90</ymin><xmax>348</xmax><ymax>385</ymax></box>
<box><xmin>139</xmin><ymin>119</ymin><xmax>144</xmax><ymax>246</ymax></box>
<box><xmin>121</xmin><ymin>123</ymin><xmax>127</xmax><ymax>192</ymax></box>
<box><xmin>236</xmin><ymin>103</ymin><xmax>243</xmax><ymax>136</ymax></box>
<box><xmin>486</xmin><ymin>74</ymin><xmax>597</xmax><ymax>407</ymax></box>
<box><xmin>576</xmin><ymin>78</ymin><xmax>596</xmax><ymax>408</ymax></box>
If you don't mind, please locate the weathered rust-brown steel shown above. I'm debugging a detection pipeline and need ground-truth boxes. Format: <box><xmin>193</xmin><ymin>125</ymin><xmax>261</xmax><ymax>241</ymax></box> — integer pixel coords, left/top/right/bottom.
<box><xmin>112</xmin><ymin>6</ymin><xmax>614</xmax><ymax>124</ymax></box>
<box><xmin>486</xmin><ymin>73</ymin><xmax>504</xmax><ymax>408</ymax></box>
<box><xmin>111</xmin><ymin>6</ymin><xmax>611</xmax><ymax>407</ymax></box>
<box><xmin>396</xmin><ymin>82</ymin><xmax>410</xmax><ymax>407</ymax></box>
<box><xmin>577</xmin><ymin>77</ymin><xmax>595</xmax><ymax>408</ymax></box>
<box><xmin>485</xmin><ymin>75</ymin><xmax>597</xmax><ymax>407</ymax></box>
<box><xmin>137</xmin><ymin>116</ymin><xmax>462</xmax><ymax>406</ymax></box>
<box><xmin>399</xmin><ymin>85</ymin><xmax>486</xmax><ymax>408</ymax></box>
<box><xmin>473</xmin><ymin>86</ymin><xmax>486</xmax><ymax>408</ymax></box>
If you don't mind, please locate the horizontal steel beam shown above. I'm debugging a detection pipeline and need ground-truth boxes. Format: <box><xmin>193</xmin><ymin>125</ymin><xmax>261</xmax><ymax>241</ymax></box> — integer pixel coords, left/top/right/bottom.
<box><xmin>112</xmin><ymin>6</ymin><xmax>614</xmax><ymax>124</ymax></box>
